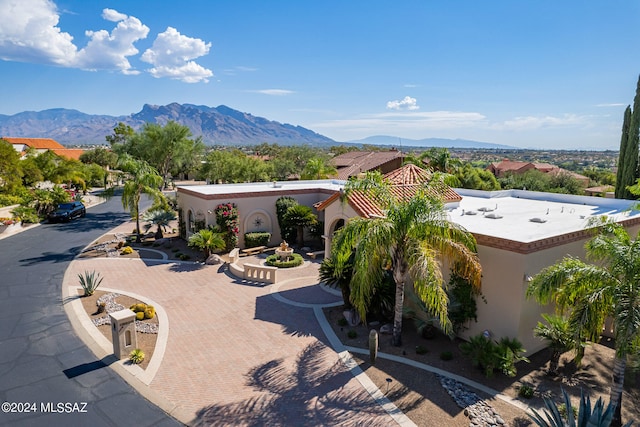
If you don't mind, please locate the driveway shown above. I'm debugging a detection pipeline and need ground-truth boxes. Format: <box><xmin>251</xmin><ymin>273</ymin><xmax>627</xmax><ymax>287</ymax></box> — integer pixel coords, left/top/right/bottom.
<box><xmin>0</xmin><ymin>195</ymin><xmax>180</xmax><ymax>426</ymax></box>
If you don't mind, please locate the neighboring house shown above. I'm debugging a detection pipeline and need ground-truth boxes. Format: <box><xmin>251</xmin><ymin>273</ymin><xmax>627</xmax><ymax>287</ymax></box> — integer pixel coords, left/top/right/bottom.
<box><xmin>3</xmin><ymin>137</ymin><xmax>84</xmax><ymax>160</ymax></box>
<box><xmin>177</xmin><ymin>165</ymin><xmax>640</xmax><ymax>353</ymax></box>
<box><xmin>487</xmin><ymin>159</ymin><xmax>590</xmax><ymax>186</ymax></box>
<box><xmin>330</xmin><ymin>149</ymin><xmax>404</xmax><ymax>180</ymax></box>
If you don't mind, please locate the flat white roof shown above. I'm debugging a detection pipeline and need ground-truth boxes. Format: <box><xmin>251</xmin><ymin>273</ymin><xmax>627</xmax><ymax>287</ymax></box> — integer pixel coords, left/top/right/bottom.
<box><xmin>450</xmin><ymin>189</ymin><xmax>640</xmax><ymax>243</ymax></box>
<box><xmin>177</xmin><ymin>179</ymin><xmax>346</xmax><ymax>196</ymax></box>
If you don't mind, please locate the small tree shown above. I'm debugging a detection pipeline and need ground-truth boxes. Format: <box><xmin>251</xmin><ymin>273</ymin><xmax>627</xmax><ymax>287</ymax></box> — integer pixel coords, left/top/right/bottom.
<box><xmin>275</xmin><ymin>196</ymin><xmax>298</xmax><ymax>242</ymax></box>
<box><xmin>533</xmin><ymin>313</ymin><xmax>576</xmax><ymax>376</ymax></box>
<box><xmin>283</xmin><ymin>204</ymin><xmax>317</xmax><ymax>247</ymax></box>
<box><xmin>188</xmin><ymin>228</ymin><xmax>226</xmax><ymax>259</ymax></box>
<box><xmin>143</xmin><ymin>209</ymin><xmax>177</xmax><ymax>239</ymax></box>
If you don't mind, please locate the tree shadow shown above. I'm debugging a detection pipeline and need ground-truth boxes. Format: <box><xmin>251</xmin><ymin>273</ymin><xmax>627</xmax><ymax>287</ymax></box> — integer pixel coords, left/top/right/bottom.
<box><xmin>193</xmin><ymin>342</ymin><xmax>413</xmax><ymax>426</ymax></box>
<box><xmin>254</xmin><ymin>293</ymin><xmax>324</xmax><ymax>340</ymax></box>
<box><xmin>19</xmin><ymin>245</ymin><xmax>86</xmax><ymax>265</ymax></box>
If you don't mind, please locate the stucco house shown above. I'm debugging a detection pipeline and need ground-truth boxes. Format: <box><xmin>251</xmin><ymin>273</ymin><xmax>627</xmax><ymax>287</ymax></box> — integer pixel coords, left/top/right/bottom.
<box><xmin>177</xmin><ymin>167</ymin><xmax>640</xmax><ymax>353</ymax></box>
<box><xmin>330</xmin><ymin>149</ymin><xmax>404</xmax><ymax>180</ymax></box>
<box><xmin>3</xmin><ymin>137</ymin><xmax>85</xmax><ymax>160</ymax></box>
<box><xmin>487</xmin><ymin>159</ymin><xmax>590</xmax><ymax>186</ymax></box>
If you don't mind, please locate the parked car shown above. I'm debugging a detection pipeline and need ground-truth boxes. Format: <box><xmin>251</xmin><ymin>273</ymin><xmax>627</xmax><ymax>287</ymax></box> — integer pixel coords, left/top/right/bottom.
<box><xmin>48</xmin><ymin>201</ymin><xmax>86</xmax><ymax>222</ymax></box>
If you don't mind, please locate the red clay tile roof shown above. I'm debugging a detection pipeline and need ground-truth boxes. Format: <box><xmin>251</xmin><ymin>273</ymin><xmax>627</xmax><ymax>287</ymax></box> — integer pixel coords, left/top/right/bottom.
<box><xmin>316</xmin><ymin>163</ymin><xmax>461</xmax><ymax>218</ymax></box>
<box><xmin>2</xmin><ymin>137</ymin><xmax>65</xmax><ymax>150</ymax></box>
<box><xmin>331</xmin><ymin>150</ymin><xmax>404</xmax><ymax>180</ymax></box>
<box><xmin>52</xmin><ymin>148</ymin><xmax>85</xmax><ymax>161</ymax></box>
<box><xmin>384</xmin><ymin>163</ymin><xmax>431</xmax><ymax>185</ymax></box>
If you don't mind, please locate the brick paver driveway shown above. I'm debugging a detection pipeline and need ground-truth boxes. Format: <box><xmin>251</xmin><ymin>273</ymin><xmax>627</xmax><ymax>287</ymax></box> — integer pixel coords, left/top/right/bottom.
<box><xmin>64</xmin><ymin>255</ymin><xmax>399</xmax><ymax>426</ymax></box>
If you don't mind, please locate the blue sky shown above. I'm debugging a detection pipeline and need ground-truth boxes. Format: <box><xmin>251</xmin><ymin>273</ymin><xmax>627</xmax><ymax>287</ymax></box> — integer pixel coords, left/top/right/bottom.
<box><xmin>1</xmin><ymin>1</ymin><xmax>640</xmax><ymax>149</ymax></box>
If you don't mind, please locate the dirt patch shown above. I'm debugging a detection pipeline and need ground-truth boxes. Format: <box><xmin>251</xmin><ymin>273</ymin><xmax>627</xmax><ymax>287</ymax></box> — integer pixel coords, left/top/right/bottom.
<box><xmin>78</xmin><ymin>289</ymin><xmax>158</xmax><ymax>370</ymax></box>
<box><xmin>324</xmin><ymin>306</ymin><xmax>640</xmax><ymax>425</ymax></box>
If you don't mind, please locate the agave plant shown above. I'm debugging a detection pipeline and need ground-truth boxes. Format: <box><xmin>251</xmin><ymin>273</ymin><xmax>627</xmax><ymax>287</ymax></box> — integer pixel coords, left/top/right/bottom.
<box><xmin>528</xmin><ymin>388</ymin><xmax>633</xmax><ymax>427</ymax></box>
<box><xmin>78</xmin><ymin>270</ymin><xmax>103</xmax><ymax>296</ymax></box>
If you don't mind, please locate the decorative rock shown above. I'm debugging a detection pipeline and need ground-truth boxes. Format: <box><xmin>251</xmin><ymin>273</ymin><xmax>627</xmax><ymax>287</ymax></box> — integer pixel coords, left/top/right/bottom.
<box><xmin>438</xmin><ymin>375</ymin><xmax>506</xmax><ymax>426</ymax></box>
<box><xmin>379</xmin><ymin>323</ymin><xmax>393</xmax><ymax>334</ymax></box>
<box><xmin>343</xmin><ymin>309</ymin><xmax>361</xmax><ymax>326</ymax></box>
<box><xmin>205</xmin><ymin>254</ymin><xmax>222</xmax><ymax>265</ymax></box>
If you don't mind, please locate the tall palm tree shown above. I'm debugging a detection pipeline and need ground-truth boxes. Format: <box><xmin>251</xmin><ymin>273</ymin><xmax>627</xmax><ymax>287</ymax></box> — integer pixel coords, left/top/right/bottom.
<box><xmin>118</xmin><ymin>155</ymin><xmax>164</xmax><ymax>240</ymax></box>
<box><xmin>188</xmin><ymin>228</ymin><xmax>226</xmax><ymax>259</ymax></box>
<box><xmin>332</xmin><ymin>172</ymin><xmax>482</xmax><ymax>346</ymax></box>
<box><xmin>527</xmin><ymin>218</ymin><xmax>640</xmax><ymax>427</ymax></box>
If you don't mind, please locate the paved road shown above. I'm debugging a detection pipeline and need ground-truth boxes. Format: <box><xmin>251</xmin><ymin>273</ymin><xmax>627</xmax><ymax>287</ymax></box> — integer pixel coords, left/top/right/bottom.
<box><xmin>0</xmin><ymin>195</ymin><xmax>181</xmax><ymax>427</ymax></box>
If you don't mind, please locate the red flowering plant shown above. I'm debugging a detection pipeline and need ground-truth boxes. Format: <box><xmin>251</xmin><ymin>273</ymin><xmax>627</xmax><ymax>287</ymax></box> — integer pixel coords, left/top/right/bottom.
<box><xmin>214</xmin><ymin>203</ymin><xmax>239</xmax><ymax>250</ymax></box>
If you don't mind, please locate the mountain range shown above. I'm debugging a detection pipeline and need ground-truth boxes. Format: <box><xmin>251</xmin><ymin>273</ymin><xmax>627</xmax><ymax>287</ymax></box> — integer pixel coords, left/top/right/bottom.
<box><xmin>0</xmin><ymin>102</ymin><xmax>512</xmax><ymax>149</ymax></box>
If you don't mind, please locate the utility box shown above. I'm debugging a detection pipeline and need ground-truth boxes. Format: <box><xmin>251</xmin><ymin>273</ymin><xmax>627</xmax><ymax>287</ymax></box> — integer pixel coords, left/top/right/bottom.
<box><xmin>109</xmin><ymin>309</ymin><xmax>137</xmax><ymax>359</ymax></box>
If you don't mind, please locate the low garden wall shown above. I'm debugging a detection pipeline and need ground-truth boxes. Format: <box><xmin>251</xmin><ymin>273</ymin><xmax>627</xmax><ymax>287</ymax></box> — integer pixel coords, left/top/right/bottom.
<box><xmin>227</xmin><ymin>248</ymin><xmax>279</xmax><ymax>284</ymax></box>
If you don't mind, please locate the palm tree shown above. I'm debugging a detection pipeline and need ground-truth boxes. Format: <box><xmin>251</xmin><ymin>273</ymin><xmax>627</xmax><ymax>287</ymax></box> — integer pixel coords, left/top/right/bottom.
<box><xmin>118</xmin><ymin>155</ymin><xmax>164</xmax><ymax>240</ymax></box>
<box><xmin>332</xmin><ymin>172</ymin><xmax>482</xmax><ymax>346</ymax></box>
<box><xmin>527</xmin><ymin>218</ymin><xmax>640</xmax><ymax>427</ymax></box>
<box><xmin>319</xmin><ymin>249</ymin><xmax>354</xmax><ymax>309</ymax></box>
<box><xmin>188</xmin><ymin>228</ymin><xmax>226</xmax><ymax>259</ymax></box>
<box><xmin>283</xmin><ymin>204</ymin><xmax>318</xmax><ymax>247</ymax></box>
<box><xmin>143</xmin><ymin>209</ymin><xmax>177</xmax><ymax>239</ymax></box>
<box><xmin>301</xmin><ymin>157</ymin><xmax>337</xmax><ymax>180</ymax></box>
<box><xmin>533</xmin><ymin>313</ymin><xmax>576</xmax><ymax>376</ymax></box>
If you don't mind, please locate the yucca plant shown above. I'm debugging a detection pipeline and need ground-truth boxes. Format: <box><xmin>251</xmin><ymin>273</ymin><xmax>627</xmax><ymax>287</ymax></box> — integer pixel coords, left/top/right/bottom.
<box><xmin>528</xmin><ymin>388</ymin><xmax>633</xmax><ymax>427</ymax></box>
<box><xmin>78</xmin><ymin>270</ymin><xmax>103</xmax><ymax>296</ymax></box>
<box><xmin>129</xmin><ymin>348</ymin><xmax>145</xmax><ymax>364</ymax></box>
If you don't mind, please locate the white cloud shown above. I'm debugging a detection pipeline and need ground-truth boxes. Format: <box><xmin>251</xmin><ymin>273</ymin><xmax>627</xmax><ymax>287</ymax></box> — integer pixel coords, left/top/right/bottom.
<box><xmin>252</xmin><ymin>89</ymin><xmax>295</xmax><ymax>96</ymax></box>
<box><xmin>141</xmin><ymin>27</ymin><xmax>213</xmax><ymax>83</ymax></box>
<box><xmin>595</xmin><ymin>103</ymin><xmax>626</xmax><ymax>108</ymax></box>
<box><xmin>0</xmin><ymin>0</ymin><xmax>78</xmax><ymax>66</ymax></box>
<box><xmin>386</xmin><ymin>96</ymin><xmax>420</xmax><ymax>111</ymax></box>
<box><xmin>0</xmin><ymin>2</ymin><xmax>213</xmax><ymax>82</ymax></box>
<box><xmin>75</xmin><ymin>9</ymin><xmax>149</xmax><ymax>74</ymax></box>
<box><xmin>497</xmin><ymin>114</ymin><xmax>586</xmax><ymax>130</ymax></box>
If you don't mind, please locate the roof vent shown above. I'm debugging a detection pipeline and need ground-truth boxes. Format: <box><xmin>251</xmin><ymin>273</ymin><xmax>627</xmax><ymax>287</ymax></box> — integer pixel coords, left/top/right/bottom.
<box><xmin>464</xmin><ymin>210</ymin><xmax>478</xmax><ymax>215</ymax></box>
<box><xmin>529</xmin><ymin>217</ymin><xmax>547</xmax><ymax>223</ymax></box>
<box><xmin>485</xmin><ymin>213</ymin><xmax>503</xmax><ymax>219</ymax></box>
<box><xmin>477</xmin><ymin>206</ymin><xmax>495</xmax><ymax>212</ymax></box>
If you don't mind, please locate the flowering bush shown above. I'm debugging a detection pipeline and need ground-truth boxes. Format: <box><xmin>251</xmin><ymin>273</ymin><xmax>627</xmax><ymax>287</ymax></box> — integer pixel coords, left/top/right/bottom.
<box><xmin>214</xmin><ymin>202</ymin><xmax>239</xmax><ymax>250</ymax></box>
<box><xmin>0</xmin><ymin>217</ymin><xmax>17</xmax><ymax>226</ymax></box>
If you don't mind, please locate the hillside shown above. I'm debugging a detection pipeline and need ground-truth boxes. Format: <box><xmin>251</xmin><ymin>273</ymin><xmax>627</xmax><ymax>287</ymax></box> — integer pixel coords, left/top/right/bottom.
<box><xmin>0</xmin><ymin>103</ymin><xmax>336</xmax><ymax>146</ymax></box>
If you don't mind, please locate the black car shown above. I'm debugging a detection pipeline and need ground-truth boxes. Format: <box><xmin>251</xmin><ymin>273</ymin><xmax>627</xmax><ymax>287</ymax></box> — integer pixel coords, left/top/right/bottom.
<box><xmin>49</xmin><ymin>201</ymin><xmax>86</xmax><ymax>222</ymax></box>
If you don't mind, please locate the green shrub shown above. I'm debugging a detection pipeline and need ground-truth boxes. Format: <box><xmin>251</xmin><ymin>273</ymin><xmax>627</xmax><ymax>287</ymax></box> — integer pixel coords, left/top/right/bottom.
<box><xmin>460</xmin><ymin>334</ymin><xmax>529</xmax><ymax>378</ymax></box>
<box><xmin>347</xmin><ymin>330</ymin><xmax>357</xmax><ymax>339</ymax></box>
<box><xmin>337</xmin><ymin>318</ymin><xmax>348</xmax><ymax>327</ymax></box>
<box><xmin>135</xmin><ymin>311</ymin><xmax>145</xmax><ymax>321</ymax></box>
<box><xmin>0</xmin><ymin>194</ymin><xmax>24</xmax><ymax>207</ymax></box>
<box><xmin>129</xmin><ymin>348</ymin><xmax>145</xmax><ymax>364</ymax></box>
<box><xmin>244</xmin><ymin>231</ymin><xmax>271</xmax><ymax>248</ymax></box>
<box><xmin>78</xmin><ymin>270</ymin><xmax>103</xmax><ymax>296</ymax></box>
<box><xmin>179</xmin><ymin>254</ymin><xmax>190</xmax><ymax>260</ymax></box>
<box><xmin>440</xmin><ymin>351</ymin><xmax>453</xmax><ymax>361</ymax></box>
<box><xmin>415</xmin><ymin>345</ymin><xmax>428</xmax><ymax>355</ymax></box>
<box><xmin>518</xmin><ymin>384</ymin><xmax>535</xmax><ymax>399</ymax></box>
<box><xmin>265</xmin><ymin>253</ymin><xmax>304</xmax><ymax>268</ymax></box>
<box><xmin>10</xmin><ymin>205</ymin><xmax>39</xmax><ymax>223</ymax></box>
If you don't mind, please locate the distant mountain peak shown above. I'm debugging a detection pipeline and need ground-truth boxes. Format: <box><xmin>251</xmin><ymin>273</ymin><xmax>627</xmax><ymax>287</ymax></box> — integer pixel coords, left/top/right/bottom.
<box><xmin>0</xmin><ymin>103</ymin><xmax>336</xmax><ymax>146</ymax></box>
